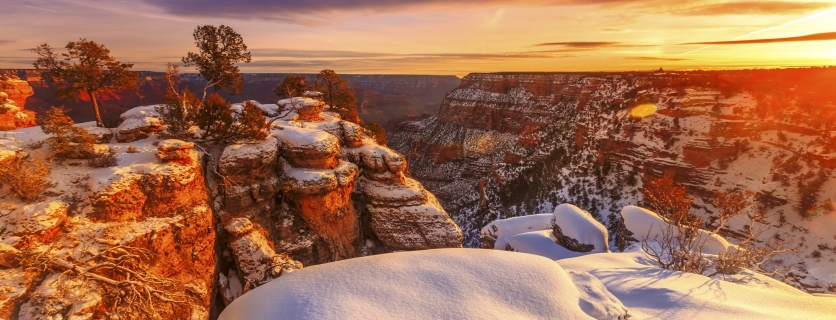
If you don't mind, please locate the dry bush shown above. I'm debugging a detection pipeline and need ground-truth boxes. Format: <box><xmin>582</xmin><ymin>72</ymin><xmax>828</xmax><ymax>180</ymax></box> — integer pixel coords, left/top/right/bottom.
<box><xmin>22</xmin><ymin>244</ymin><xmax>193</xmax><ymax>319</ymax></box>
<box><xmin>641</xmin><ymin>177</ymin><xmax>796</xmax><ymax>280</ymax></box>
<box><xmin>0</xmin><ymin>154</ymin><xmax>52</xmax><ymax>202</ymax></box>
<box><xmin>36</xmin><ymin>107</ymin><xmax>96</xmax><ymax>158</ymax></box>
<box><xmin>126</xmin><ymin>145</ymin><xmax>139</xmax><ymax>153</ymax></box>
<box><xmin>88</xmin><ymin>147</ymin><xmax>118</xmax><ymax>168</ymax></box>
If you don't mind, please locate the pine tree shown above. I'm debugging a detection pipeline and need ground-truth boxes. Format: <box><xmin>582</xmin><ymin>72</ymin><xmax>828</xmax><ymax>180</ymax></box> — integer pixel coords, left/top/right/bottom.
<box><xmin>234</xmin><ymin>101</ymin><xmax>269</xmax><ymax>141</ymax></box>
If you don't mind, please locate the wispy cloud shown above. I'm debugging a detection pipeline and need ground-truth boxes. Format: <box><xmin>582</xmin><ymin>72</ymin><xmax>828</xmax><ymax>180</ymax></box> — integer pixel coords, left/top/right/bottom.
<box><xmin>624</xmin><ymin>56</ymin><xmax>690</xmax><ymax>61</ymax></box>
<box><xmin>135</xmin><ymin>0</ymin><xmax>638</xmax><ymax>24</ymax></box>
<box><xmin>683</xmin><ymin>31</ymin><xmax>836</xmax><ymax>45</ymax></box>
<box><xmin>675</xmin><ymin>1</ymin><xmax>833</xmax><ymax>16</ymax></box>
<box><xmin>0</xmin><ymin>40</ymin><xmax>16</xmax><ymax>46</ymax></box>
<box><xmin>534</xmin><ymin>41</ymin><xmax>621</xmax><ymax>48</ymax></box>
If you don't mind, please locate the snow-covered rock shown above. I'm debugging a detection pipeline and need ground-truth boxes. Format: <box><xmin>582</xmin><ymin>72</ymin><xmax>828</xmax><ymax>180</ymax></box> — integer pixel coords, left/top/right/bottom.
<box><xmin>506</xmin><ymin>230</ymin><xmax>586</xmax><ymax>260</ymax></box>
<box><xmin>155</xmin><ymin>139</ymin><xmax>194</xmax><ymax>162</ymax></box>
<box><xmin>275</xmin><ymin>126</ymin><xmax>339</xmax><ymax>168</ymax></box>
<box><xmin>224</xmin><ymin>217</ymin><xmax>302</xmax><ymax>287</ymax></box>
<box><xmin>550</xmin><ymin>204</ymin><xmax>609</xmax><ymax>253</ymax></box>
<box><xmin>12</xmin><ymin>201</ymin><xmax>67</xmax><ymax>236</ymax></box>
<box><xmin>220</xmin><ymin>249</ymin><xmax>603</xmax><ymax>320</ymax></box>
<box><xmin>621</xmin><ymin>206</ymin><xmax>732</xmax><ymax>255</ymax></box>
<box><xmin>18</xmin><ymin>273</ymin><xmax>101</xmax><ymax>320</ymax></box>
<box><xmin>479</xmin><ymin>213</ymin><xmax>553</xmax><ymax>250</ymax></box>
<box><xmin>117</xmin><ymin>105</ymin><xmax>163</xmax><ymax>142</ymax></box>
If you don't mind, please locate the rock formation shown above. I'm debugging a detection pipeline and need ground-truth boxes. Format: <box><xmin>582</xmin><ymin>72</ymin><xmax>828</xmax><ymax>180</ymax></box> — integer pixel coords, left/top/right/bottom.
<box><xmin>0</xmin><ymin>76</ymin><xmax>36</xmax><ymax>130</ymax></box>
<box><xmin>214</xmin><ymin>95</ymin><xmax>462</xmax><ymax>306</ymax></box>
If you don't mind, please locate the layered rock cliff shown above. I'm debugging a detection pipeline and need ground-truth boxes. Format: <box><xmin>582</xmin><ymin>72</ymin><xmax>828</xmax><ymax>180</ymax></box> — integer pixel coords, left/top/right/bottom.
<box><xmin>390</xmin><ymin>69</ymin><xmax>836</xmax><ymax>293</ymax></box>
<box><xmin>0</xmin><ymin>76</ymin><xmax>36</xmax><ymax>130</ymax></box>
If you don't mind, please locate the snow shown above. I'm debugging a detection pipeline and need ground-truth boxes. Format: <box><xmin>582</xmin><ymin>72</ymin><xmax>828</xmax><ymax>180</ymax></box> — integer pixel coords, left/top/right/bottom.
<box><xmin>559</xmin><ymin>247</ymin><xmax>836</xmax><ymax>320</ymax></box>
<box><xmin>119</xmin><ymin>105</ymin><xmax>161</xmax><ymax>120</ymax></box>
<box><xmin>220</xmin><ymin>249</ymin><xmax>601</xmax><ymax>320</ymax></box>
<box><xmin>480</xmin><ymin>213</ymin><xmax>553</xmax><ymax>250</ymax></box>
<box><xmin>506</xmin><ymin>230</ymin><xmax>586</xmax><ymax>260</ymax></box>
<box><xmin>551</xmin><ymin>204</ymin><xmax>609</xmax><ymax>253</ymax></box>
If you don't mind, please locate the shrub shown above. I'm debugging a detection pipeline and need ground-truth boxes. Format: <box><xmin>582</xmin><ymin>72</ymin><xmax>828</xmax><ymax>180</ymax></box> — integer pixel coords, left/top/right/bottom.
<box><xmin>362</xmin><ymin>121</ymin><xmax>387</xmax><ymax>146</ymax></box>
<box><xmin>89</xmin><ymin>147</ymin><xmax>118</xmax><ymax>167</ymax></box>
<box><xmin>157</xmin><ymin>64</ymin><xmax>199</xmax><ymax>137</ymax></box>
<box><xmin>233</xmin><ymin>101</ymin><xmax>268</xmax><ymax>141</ymax></box>
<box><xmin>0</xmin><ymin>154</ymin><xmax>52</xmax><ymax>202</ymax></box>
<box><xmin>126</xmin><ymin>145</ymin><xmax>139</xmax><ymax>153</ymax></box>
<box><xmin>194</xmin><ymin>93</ymin><xmax>234</xmax><ymax>141</ymax></box>
<box><xmin>35</xmin><ymin>107</ymin><xmax>96</xmax><ymax>158</ymax></box>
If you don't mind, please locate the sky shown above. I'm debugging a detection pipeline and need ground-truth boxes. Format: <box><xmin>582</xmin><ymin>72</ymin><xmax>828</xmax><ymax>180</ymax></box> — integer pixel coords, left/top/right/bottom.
<box><xmin>1</xmin><ymin>0</ymin><xmax>835</xmax><ymax>76</ymax></box>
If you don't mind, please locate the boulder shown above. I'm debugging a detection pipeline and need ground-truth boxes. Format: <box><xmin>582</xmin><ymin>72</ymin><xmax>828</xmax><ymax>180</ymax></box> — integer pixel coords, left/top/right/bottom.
<box><xmin>116</xmin><ymin>105</ymin><xmax>162</xmax><ymax>142</ymax></box>
<box><xmin>276</xmin><ymin>126</ymin><xmax>340</xmax><ymax>168</ymax></box>
<box><xmin>367</xmin><ymin>193</ymin><xmax>462</xmax><ymax>250</ymax></box>
<box><xmin>224</xmin><ymin>218</ymin><xmax>302</xmax><ymax>286</ymax></box>
<box><xmin>156</xmin><ymin>139</ymin><xmax>195</xmax><ymax>162</ymax></box>
<box><xmin>550</xmin><ymin>204</ymin><xmax>609</xmax><ymax>253</ymax></box>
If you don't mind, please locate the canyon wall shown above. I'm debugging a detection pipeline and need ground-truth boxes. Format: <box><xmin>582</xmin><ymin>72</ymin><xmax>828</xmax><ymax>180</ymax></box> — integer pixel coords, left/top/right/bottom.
<box><xmin>390</xmin><ymin>69</ymin><xmax>836</xmax><ymax>293</ymax></box>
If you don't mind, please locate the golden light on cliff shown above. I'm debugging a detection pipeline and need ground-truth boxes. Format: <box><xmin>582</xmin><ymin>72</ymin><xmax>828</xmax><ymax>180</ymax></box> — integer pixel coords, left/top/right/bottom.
<box><xmin>630</xmin><ymin>103</ymin><xmax>657</xmax><ymax>119</ymax></box>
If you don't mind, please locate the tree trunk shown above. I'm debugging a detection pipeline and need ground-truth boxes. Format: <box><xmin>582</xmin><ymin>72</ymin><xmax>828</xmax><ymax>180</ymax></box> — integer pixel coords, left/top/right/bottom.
<box><xmin>89</xmin><ymin>90</ymin><xmax>104</xmax><ymax>127</ymax></box>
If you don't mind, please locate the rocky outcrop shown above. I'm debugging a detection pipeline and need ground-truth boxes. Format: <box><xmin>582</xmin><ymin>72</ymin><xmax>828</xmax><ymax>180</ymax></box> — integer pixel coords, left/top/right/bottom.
<box><xmin>0</xmin><ymin>78</ymin><xmax>36</xmax><ymax>130</ymax></box>
<box><xmin>214</xmin><ymin>95</ymin><xmax>462</xmax><ymax>304</ymax></box>
<box><xmin>0</xmin><ymin>139</ymin><xmax>215</xmax><ymax>319</ymax></box>
<box><xmin>116</xmin><ymin>105</ymin><xmax>162</xmax><ymax>142</ymax></box>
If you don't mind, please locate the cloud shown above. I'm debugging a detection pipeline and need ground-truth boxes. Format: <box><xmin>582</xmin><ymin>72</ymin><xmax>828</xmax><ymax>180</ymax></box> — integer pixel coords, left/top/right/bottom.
<box><xmin>683</xmin><ymin>31</ymin><xmax>836</xmax><ymax>45</ymax></box>
<box><xmin>624</xmin><ymin>56</ymin><xmax>690</xmax><ymax>61</ymax></box>
<box><xmin>136</xmin><ymin>0</ymin><xmax>637</xmax><ymax>23</ymax></box>
<box><xmin>676</xmin><ymin>1</ymin><xmax>833</xmax><ymax>16</ymax></box>
<box><xmin>251</xmin><ymin>48</ymin><xmax>567</xmax><ymax>61</ymax></box>
<box><xmin>0</xmin><ymin>40</ymin><xmax>16</xmax><ymax>45</ymax></box>
<box><xmin>534</xmin><ymin>41</ymin><xmax>621</xmax><ymax>48</ymax></box>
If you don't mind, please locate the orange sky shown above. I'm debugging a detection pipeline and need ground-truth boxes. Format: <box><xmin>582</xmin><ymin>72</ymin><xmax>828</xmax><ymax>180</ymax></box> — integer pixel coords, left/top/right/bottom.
<box><xmin>1</xmin><ymin>0</ymin><xmax>835</xmax><ymax>76</ymax></box>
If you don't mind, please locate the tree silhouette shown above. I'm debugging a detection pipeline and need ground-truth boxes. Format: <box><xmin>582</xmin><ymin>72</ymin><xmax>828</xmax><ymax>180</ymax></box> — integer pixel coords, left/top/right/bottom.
<box><xmin>275</xmin><ymin>75</ymin><xmax>309</xmax><ymax>98</ymax></box>
<box><xmin>313</xmin><ymin>69</ymin><xmax>360</xmax><ymax>124</ymax></box>
<box><xmin>183</xmin><ymin>25</ymin><xmax>252</xmax><ymax>95</ymax></box>
<box><xmin>32</xmin><ymin>38</ymin><xmax>139</xmax><ymax>127</ymax></box>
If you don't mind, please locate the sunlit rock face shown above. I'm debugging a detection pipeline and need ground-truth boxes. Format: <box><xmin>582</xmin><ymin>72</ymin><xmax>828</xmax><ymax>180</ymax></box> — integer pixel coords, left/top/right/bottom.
<box><xmin>0</xmin><ymin>78</ymin><xmax>36</xmax><ymax>130</ymax></box>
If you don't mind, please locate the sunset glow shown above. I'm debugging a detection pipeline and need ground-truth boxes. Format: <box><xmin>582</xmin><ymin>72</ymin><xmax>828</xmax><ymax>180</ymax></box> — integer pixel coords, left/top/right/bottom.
<box><xmin>2</xmin><ymin>0</ymin><xmax>836</xmax><ymax>75</ymax></box>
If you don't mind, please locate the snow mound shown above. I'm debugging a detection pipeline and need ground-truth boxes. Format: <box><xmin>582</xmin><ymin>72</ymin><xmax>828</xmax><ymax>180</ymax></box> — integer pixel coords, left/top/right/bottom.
<box><xmin>480</xmin><ymin>213</ymin><xmax>553</xmax><ymax>250</ymax></box>
<box><xmin>507</xmin><ymin>230</ymin><xmax>586</xmax><ymax>260</ymax></box>
<box><xmin>621</xmin><ymin>206</ymin><xmax>732</xmax><ymax>255</ymax></box>
<box><xmin>559</xmin><ymin>247</ymin><xmax>836</xmax><ymax>319</ymax></box>
<box><xmin>220</xmin><ymin>249</ymin><xmax>599</xmax><ymax>320</ymax></box>
<box><xmin>568</xmin><ymin>270</ymin><xmax>628</xmax><ymax>320</ymax></box>
<box><xmin>551</xmin><ymin>204</ymin><xmax>609</xmax><ymax>253</ymax></box>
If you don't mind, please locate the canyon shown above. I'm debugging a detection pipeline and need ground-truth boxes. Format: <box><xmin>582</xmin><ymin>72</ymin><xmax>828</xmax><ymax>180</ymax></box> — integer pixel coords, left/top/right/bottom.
<box><xmin>0</xmin><ymin>70</ymin><xmax>460</xmax><ymax>129</ymax></box>
<box><xmin>389</xmin><ymin>68</ymin><xmax>836</xmax><ymax>294</ymax></box>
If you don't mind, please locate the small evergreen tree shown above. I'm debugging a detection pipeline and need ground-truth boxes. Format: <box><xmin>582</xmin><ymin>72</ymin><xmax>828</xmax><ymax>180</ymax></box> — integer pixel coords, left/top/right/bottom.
<box><xmin>313</xmin><ymin>69</ymin><xmax>360</xmax><ymax>124</ymax></box>
<box><xmin>275</xmin><ymin>75</ymin><xmax>309</xmax><ymax>99</ymax></box>
<box><xmin>183</xmin><ymin>25</ymin><xmax>252</xmax><ymax>94</ymax></box>
<box><xmin>195</xmin><ymin>93</ymin><xmax>234</xmax><ymax>141</ymax></box>
<box><xmin>32</xmin><ymin>39</ymin><xmax>139</xmax><ymax>126</ymax></box>
<box><xmin>234</xmin><ymin>101</ymin><xmax>269</xmax><ymax>141</ymax></box>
